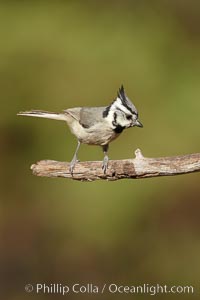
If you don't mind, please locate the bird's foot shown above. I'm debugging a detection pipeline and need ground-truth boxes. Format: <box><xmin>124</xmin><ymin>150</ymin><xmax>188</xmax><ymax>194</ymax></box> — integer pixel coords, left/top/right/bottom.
<box><xmin>69</xmin><ymin>158</ymin><xmax>79</xmax><ymax>175</ymax></box>
<box><xmin>102</xmin><ymin>155</ymin><xmax>109</xmax><ymax>174</ymax></box>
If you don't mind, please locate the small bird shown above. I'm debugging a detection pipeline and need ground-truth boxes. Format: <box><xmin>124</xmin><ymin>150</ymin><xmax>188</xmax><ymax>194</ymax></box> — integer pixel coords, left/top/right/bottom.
<box><xmin>18</xmin><ymin>85</ymin><xmax>143</xmax><ymax>174</ymax></box>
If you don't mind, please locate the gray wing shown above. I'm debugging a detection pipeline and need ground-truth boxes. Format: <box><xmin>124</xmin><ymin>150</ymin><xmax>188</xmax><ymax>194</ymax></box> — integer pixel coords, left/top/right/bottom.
<box><xmin>79</xmin><ymin>107</ymin><xmax>106</xmax><ymax>128</ymax></box>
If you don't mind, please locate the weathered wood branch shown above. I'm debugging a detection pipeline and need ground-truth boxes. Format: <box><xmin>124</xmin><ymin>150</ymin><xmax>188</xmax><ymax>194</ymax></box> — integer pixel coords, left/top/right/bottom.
<box><xmin>30</xmin><ymin>149</ymin><xmax>200</xmax><ymax>181</ymax></box>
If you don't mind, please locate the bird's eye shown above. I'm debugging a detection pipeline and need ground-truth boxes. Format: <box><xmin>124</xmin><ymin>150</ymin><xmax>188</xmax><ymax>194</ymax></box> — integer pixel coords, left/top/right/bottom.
<box><xmin>126</xmin><ymin>115</ymin><xmax>132</xmax><ymax>120</ymax></box>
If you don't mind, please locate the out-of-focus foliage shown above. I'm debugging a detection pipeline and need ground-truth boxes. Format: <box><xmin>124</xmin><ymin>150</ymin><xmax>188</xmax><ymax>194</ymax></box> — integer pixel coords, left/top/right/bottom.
<box><xmin>1</xmin><ymin>1</ymin><xmax>200</xmax><ymax>299</ymax></box>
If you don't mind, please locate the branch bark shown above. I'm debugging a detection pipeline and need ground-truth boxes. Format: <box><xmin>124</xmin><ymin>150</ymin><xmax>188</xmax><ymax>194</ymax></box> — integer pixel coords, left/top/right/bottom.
<box><xmin>30</xmin><ymin>149</ymin><xmax>200</xmax><ymax>181</ymax></box>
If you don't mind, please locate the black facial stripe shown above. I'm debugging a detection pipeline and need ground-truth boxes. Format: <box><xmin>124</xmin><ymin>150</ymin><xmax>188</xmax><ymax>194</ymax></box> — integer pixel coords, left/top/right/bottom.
<box><xmin>112</xmin><ymin>111</ymin><xmax>125</xmax><ymax>133</ymax></box>
<box><xmin>115</xmin><ymin>105</ymin><xmax>137</xmax><ymax>118</ymax></box>
<box><xmin>132</xmin><ymin>110</ymin><xmax>138</xmax><ymax>117</ymax></box>
<box><xmin>112</xmin><ymin>111</ymin><xmax>117</xmax><ymax>127</ymax></box>
<box><xmin>110</xmin><ymin>105</ymin><xmax>126</xmax><ymax>133</ymax></box>
<box><xmin>120</xmin><ymin>100</ymin><xmax>137</xmax><ymax>115</ymax></box>
<box><xmin>124</xmin><ymin>104</ymin><xmax>138</xmax><ymax>117</ymax></box>
<box><xmin>103</xmin><ymin>105</ymin><xmax>111</xmax><ymax>118</ymax></box>
<box><xmin>115</xmin><ymin>106</ymin><xmax>124</xmax><ymax>113</ymax></box>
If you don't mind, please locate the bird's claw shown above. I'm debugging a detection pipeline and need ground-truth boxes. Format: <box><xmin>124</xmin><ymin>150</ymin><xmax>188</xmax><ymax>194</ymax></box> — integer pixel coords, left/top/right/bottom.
<box><xmin>102</xmin><ymin>155</ymin><xmax>109</xmax><ymax>174</ymax></box>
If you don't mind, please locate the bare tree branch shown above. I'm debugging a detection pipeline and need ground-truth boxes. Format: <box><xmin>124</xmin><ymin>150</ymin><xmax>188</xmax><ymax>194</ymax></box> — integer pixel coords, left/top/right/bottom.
<box><xmin>30</xmin><ymin>149</ymin><xmax>200</xmax><ymax>181</ymax></box>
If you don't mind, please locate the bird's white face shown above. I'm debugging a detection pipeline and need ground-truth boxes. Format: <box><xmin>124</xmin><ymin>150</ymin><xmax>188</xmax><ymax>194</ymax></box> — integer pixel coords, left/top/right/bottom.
<box><xmin>111</xmin><ymin>97</ymin><xmax>138</xmax><ymax>128</ymax></box>
<box><xmin>106</xmin><ymin>96</ymin><xmax>142</xmax><ymax>132</ymax></box>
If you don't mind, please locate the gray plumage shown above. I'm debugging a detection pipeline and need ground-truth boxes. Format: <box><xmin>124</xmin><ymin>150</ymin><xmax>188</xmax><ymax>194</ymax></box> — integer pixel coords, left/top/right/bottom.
<box><xmin>64</xmin><ymin>107</ymin><xmax>107</xmax><ymax>128</ymax></box>
<box><xmin>17</xmin><ymin>85</ymin><xmax>143</xmax><ymax>174</ymax></box>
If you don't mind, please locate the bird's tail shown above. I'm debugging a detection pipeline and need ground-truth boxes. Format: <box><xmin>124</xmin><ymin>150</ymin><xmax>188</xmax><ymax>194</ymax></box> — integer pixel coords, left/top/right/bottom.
<box><xmin>17</xmin><ymin>110</ymin><xmax>67</xmax><ymax>121</ymax></box>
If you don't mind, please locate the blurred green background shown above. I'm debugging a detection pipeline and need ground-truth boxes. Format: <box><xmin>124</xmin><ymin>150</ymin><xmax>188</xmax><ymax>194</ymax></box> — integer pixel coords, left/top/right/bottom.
<box><xmin>1</xmin><ymin>1</ymin><xmax>200</xmax><ymax>299</ymax></box>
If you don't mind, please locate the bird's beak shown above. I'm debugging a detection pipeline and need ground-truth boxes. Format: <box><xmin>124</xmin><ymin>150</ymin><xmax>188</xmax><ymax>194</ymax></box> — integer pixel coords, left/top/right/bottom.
<box><xmin>135</xmin><ymin>120</ymin><xmax>143</xmax><ymax>128</ymax></box>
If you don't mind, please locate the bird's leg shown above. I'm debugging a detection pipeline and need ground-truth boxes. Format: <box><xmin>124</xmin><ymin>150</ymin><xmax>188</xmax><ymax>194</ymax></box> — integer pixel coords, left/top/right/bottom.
<box><xmin>70</xmin><ymin>140</ymin><xmax>81</xmax><ymax>174</ymax></box>
<box><xmin>102</xmin><ymin>144</ymin><xmax>109</xmax><ymax>174</ymax></box>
